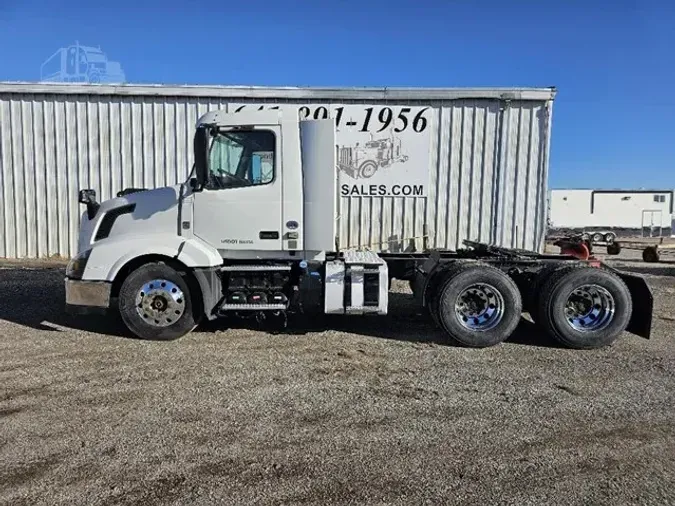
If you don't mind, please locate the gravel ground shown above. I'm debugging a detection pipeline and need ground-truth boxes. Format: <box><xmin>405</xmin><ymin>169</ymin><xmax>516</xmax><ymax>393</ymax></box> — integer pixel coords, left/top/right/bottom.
<box><xmin>0</xmin><ymin>253</ymin><xmax>674</xmax><ymax>505</ymax></box>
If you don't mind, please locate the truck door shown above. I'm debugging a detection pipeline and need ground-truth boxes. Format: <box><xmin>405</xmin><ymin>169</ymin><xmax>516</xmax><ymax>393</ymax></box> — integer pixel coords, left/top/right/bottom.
<box><xmin>192</xmin><ymin>127</ymin><xmax>283</xmax><ymax>253</ymax></box>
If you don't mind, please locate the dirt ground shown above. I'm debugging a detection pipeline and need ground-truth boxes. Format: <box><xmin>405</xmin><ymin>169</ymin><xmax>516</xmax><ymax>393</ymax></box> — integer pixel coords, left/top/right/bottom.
<box><xmin>0</xmin><ymin>251</ymin><xmax>674</xmax><ymax>505</ymax></box>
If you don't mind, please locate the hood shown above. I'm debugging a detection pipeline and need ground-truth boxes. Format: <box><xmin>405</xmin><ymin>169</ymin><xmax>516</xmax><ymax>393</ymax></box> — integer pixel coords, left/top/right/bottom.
<box><xmin>77</xmin><ymin>185</ymin><xmax>184</xmax><ymax>253</ymax></box>
<box><xmin>93</xmin><ymin>184</ymin><xmax>183</xmax><ymax>217</ymax></box>
<box><xmin>117</xmin><ymin>187</ymin><xmax>148</xmax><ymax>197</ymax></box>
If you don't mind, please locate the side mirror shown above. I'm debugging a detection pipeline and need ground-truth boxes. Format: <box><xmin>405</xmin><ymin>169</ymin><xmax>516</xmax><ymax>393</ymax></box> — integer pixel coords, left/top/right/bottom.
<box><xmin>78</xmin><ymin>189</ymin><xmax>100</xmax><ymax>220</ymax></box>
<box><xmin>189</xmin><ymin>178</ymin><xmax>200</xmax><ymax>191</ymax></box>
<box><xmin>78</xmin><ymin>189</ymin><xmax>97</xmax><ymax>205</ymax></box>
<box><xmin>193</xmin><ymin>126</ymin><xmax>210</xmax><ymax>190</ymax></box>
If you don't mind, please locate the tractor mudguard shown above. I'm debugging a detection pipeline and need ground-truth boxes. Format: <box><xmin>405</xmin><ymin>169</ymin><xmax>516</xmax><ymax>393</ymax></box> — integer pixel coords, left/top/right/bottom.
<box><xmin>615</xmin><ymin>270</ymin><xmax>654</xmax><ymax>339</ymax></box>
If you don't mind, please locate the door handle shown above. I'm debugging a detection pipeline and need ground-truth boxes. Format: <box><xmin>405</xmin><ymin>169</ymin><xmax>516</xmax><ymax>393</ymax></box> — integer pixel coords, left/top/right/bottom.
<box><xmin>259</xmin><ymin>231</ymin><xmax>279</xmax><ymax>240</ymax></box>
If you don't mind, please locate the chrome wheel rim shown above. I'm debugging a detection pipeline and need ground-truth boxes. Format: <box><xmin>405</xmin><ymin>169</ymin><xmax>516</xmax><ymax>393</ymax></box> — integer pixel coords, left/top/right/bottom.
<box><xmin>135</xmin><ymin>279</ymin><xmax>185</xmax><ymax>327</ymax></box>
<box><xmin>564</xmin><ymin>284</ymin><xmax>615</xmax><ymax>332</ymax></box>
<box><xmin>360</xmin><ymin>162</ymin><xmax>377</xmax><ymax>178</ymax></box>
<box><xmin>454</xmin><ymin>283</ymin><xmax>505</xmax><ymax>331</ymax></box>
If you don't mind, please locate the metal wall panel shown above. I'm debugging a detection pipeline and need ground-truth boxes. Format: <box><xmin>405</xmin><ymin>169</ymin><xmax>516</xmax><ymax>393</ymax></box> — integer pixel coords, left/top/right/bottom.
<box><xmin>0</xmin><ymin>84</ymin><xmax>554</xmax><ymax>258</ymax></box>
<box><xmin>336</xmin><ymin>99</ymin><xmax>551</xmax><ymax>253</ymax></box>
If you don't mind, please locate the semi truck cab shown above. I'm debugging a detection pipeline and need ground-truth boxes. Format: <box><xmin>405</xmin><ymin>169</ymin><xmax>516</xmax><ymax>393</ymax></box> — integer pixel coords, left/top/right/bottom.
<box><xmin>65</xmin><ymin>109</ymin><xmax>653</xmax><ymax>349</ymax></box>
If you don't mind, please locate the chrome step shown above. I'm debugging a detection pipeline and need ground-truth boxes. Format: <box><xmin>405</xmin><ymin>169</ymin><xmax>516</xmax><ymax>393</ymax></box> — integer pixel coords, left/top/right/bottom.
<box><xmin>220</xmin><ymin>265</ymin><xmax>292</xmax><ymax>272</ymax></box>
<box><xmin>219</xmin><ymin>303</ymin><xmax>287</xmax><ymax>311</ymax></box>
<box><xmin>343</xmin><ymin>250</ymin><xmax>385</xmax><ymax>265</ymax></box>
<box><xmin>357</xmin><ymin>268</ymin><xmax>382</xmax><ymax>274</ymax></box>
<box><xmin>346</xmin><ymin>306</ymin><xmax>382</xmax><ymax>314</ymax></box>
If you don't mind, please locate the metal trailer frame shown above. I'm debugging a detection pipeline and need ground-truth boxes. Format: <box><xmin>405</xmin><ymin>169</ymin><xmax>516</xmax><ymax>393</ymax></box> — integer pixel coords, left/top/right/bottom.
<box><xmin>604</xmin><ymin>237</ymin><xmax>675</xmax><ymax>263</ymax></box>
<box><xmin>382</xmin><ymin>240</ymin><xmax>654</xmax><ymax>340</ymax></box>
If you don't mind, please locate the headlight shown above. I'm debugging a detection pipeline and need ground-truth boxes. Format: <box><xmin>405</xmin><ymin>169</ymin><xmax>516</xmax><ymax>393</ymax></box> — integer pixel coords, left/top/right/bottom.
<box><xmin>66</xmin><ymin>249</ymin><xmax>92</xmax><ymax>279</ymax></box>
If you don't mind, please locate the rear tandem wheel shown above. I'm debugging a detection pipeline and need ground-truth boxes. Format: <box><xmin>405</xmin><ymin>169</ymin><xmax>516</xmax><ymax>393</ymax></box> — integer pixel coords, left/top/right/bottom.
<box><xmin>428</xmin><ymin>264</ymin><xmax>523</xmax><ymax>348</ymax></box>
<box><xmin>535</xmin><ymin>266</ymin><xmax>632</xmax><ymax>349</ymax></box>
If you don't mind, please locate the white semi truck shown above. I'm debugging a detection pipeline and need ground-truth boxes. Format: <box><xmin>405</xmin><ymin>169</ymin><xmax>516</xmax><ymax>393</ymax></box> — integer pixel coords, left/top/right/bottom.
<box><xmin>64</xmin><ymin>109</ymin><xmax>654</xmax><ymax>349</ymax></box>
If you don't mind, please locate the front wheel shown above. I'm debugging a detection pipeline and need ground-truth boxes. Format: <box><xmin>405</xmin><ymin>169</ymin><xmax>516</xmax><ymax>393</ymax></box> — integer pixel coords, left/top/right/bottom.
<box><xmin>358</xmin><ymin>161</ymin><xmax>378</xmax><ymax>179</ymax></box>
<box><xmin>434</xmin><ymin>264</ymin><xmax>523</xmax><ymax>348</ymax></box>
<box><xmin>536</xmin><ymin>266</ymin><xmax>632</xmax><ymax>349</ymax></box>
<box><xmin>118</xmin><ymin>262</ymin><xmax>197</xmax><ymax>340</ymax></box>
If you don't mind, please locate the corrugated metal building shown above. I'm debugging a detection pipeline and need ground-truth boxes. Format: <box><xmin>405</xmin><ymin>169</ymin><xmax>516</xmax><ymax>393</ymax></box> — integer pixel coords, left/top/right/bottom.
<box><xmin>0</xmin><ymin>82</ymin><xmax>555</xmax><ymax>259</ymax></box>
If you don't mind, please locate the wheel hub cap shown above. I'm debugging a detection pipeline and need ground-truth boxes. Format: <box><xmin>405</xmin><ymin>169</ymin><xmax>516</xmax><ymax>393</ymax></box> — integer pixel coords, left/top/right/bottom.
<box><xmin>564</xmin><ymin>284</ymin><xmax>615</xmax><ymax>332</ymax></box>
<box><xmin>454</xmin><ymin>283</ymin><xmax>505</xmax><ymax>331</ymax></box>
<box><xmin>135</xmin><ymin>279</ymin><xmax>185</xmax><ymax>327</ymax></box>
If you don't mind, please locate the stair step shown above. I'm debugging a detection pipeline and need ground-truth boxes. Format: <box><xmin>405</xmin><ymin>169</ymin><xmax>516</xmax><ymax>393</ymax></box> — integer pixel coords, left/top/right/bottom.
<box><xmin>219</xmin><ymin>303</ymin><xmax>287</xmax><ymax>311</ymax></box>
<box><xmin>220</xmin><ymin>265</ymin><xmax>291</xmax><ymax>272</ymax></box>
<box><xmin>343</xmin><ymin>250</ymin><xmax>385</xmax><ymax>265</ymax></box>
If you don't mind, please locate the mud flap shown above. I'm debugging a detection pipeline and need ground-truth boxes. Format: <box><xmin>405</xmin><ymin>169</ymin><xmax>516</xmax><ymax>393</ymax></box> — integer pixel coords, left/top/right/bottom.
<box><xmin>415</xmin><ymin>252</ymin><xmax>443</xmax><ymax>308</ymax></box>
<box><xmin>616</xmin><ymin>271</ymin><xmax>653</xmax><ymax>339</ymax></box>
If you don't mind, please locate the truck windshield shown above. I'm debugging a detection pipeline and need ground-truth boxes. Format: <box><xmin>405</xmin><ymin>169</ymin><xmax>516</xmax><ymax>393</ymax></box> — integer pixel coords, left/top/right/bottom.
<box><xmin>207</xmin><ymin>130</ymin><xmax>275</xmax><ymax>189</ymax></box>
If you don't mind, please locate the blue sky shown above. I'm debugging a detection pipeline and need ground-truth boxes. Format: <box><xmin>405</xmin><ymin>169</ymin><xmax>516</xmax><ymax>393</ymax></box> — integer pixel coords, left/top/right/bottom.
<box><xmin>0</xmin><ymin>0</ymin><xmax>673</xmax><ymax>189</ymax></box>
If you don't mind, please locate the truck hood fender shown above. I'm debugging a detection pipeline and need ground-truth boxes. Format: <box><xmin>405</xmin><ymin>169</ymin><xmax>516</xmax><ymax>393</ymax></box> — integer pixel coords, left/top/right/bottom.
<box><xmin>78</xmin><ymin>185</ymin><xmax>185</xmax><ymax>253</ymax></box>
<box><xmin>83</xmin><ymin>233</ymin><xmax>222</xmax><ymax>282</ymax></box>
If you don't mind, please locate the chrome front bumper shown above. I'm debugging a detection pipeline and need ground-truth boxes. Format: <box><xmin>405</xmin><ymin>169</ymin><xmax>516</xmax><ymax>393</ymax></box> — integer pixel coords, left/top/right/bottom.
<box><xmin>65</xmin><ymin>278</ymin><xmax>112</xmax><ymax>313</ymax></box>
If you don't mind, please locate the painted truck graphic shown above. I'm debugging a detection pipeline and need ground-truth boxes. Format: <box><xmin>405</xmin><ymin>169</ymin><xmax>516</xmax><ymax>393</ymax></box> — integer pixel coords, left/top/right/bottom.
<box><xmin>40</xmin><ymin>42</ymin><xmax>126</xmax><ymax>84</ymax></box>
<box><xmin>337</xmin><ymin>134</ymin><xmax>409</xmax><ymax>179</ymax></box>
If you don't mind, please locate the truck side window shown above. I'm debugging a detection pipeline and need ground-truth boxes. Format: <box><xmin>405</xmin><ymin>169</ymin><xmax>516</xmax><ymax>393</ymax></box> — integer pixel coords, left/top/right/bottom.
<box><xmin>207</xmin><ymin>130</ymin><xmax>275</xmax><ymax>189</ymax></box>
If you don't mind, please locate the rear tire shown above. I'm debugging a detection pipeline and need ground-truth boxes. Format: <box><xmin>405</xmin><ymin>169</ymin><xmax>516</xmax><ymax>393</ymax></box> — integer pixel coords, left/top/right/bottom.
<box><xmin>425</xmin><ymin>264</ymin><xmax>466</xmax><ymax>330</ymax></box>
<box><xmin>642</xmin><ymin>246</ymin><xmax>660</xmax><ymax>263</ymax></box>
<box><xmin>118</xmin><ymin>262</ymin><xmax>197</xmax><ymax>341</ymax></box>
<box><xmin>434</xmin><ymin>264</ymin><xmax>522</xmax><ymax>348</ymax></box>
<box><xmin>536</xmin><ymin>266</ymin><xmax>631</xmax><ymax>349</ymax></box>
<box><xmin>607</xmin><ymin>242</ymin><xmax>621</xmax><ymax>255</ymax></box>
<box><xmin>527</xmin><ymin>264</ymin><xmax>571</xmax><ymax>322</ymax></box>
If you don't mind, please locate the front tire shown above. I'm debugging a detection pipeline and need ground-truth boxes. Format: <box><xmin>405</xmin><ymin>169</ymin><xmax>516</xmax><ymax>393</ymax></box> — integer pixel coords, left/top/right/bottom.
<box><xmin>536</xmin><ymin>266</ymin><xmax>632</xmax><ymax>349</ymax></box>
<box><xmin>118</xmin><ymin>262</ymin><xmax>197</xmax><ymax>340</ymax></box>
<box><xmin>358</xmin><ymin>161</ymin><xmax>378</xmax><ymax>179</ymax></box>
<box><xmin>435</xmin><ymin>264</ymin><xmax>523</xmax><ymax>348</ymax></box>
